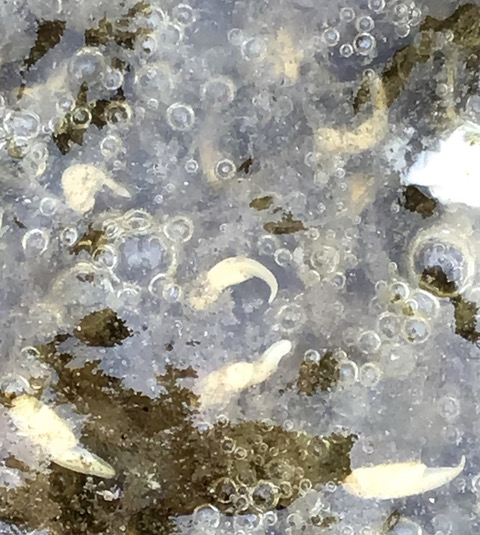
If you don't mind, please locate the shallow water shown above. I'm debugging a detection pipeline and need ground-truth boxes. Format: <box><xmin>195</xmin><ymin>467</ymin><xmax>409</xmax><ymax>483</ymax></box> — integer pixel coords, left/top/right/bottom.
<box><xmin>1</xmin><ymin>0</ymin><xmax>480</xmax><ymax>533</ymax></box>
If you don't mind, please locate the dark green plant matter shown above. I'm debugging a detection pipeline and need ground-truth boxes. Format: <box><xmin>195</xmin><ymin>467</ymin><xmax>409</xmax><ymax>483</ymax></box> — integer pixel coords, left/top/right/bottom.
<box><xmin>249</xmin><ymin>195</ymin><xmax>274</xmax><ymax>211</ymax></box>
<box><xmin>451</xmin><ymin>295</ymin><xmax>480</xmax><ymax>344</ymax></box>
<box><xmin>74</xmin><ymin>308</ymin><xmax>132</xmax><ymax>347</ymax></box>
<box><xmin>24</xmin><ymin>19</ymin><xmax>66</xmax><ymax>69</ymax></box>
<box><xmin>402</xmin><ymin>186</ymin><xmax>437</xmax><ymax>218</ymax></box>
<box><xmin>296</xmin><ymin>351</ymin><xmax>340</xmax><ymax>395</ymax></box>
<box><xmin>0</xmin><ymin>337</ymin><xmax>355</xmax><ymax>534</ymax></box>
<box><xmin>69</xmin><ymin>224</ymin><xmax>107</xmax><ymax>258</ymax></box>
<box><xmin>85</xmin><ymin>1</ymin><xmax>151</xmax><ymax>49</ymax></box>
<box><xmin>420</xmin><ymin>266</ymin><xmax>457</xmax><ymax>298</ymax></box>
<box><xmin>264</xmin><ymin>212</ymin><xmax>306</xmax><ymax>234</ymax></box>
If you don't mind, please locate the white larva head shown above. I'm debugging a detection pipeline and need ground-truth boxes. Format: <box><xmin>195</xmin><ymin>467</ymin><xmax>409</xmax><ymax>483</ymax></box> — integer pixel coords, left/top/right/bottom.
<box><xmin>343</xmin><ymin>456</ymin><xmax>466</xmax><ymax>499</ymax></box>
<box><xmin>53</xmin><ymin>445</ymin><xmax>115</xmax><ymax>479</ymax></box>
<box><xmin>249</xmin><ymin>340</ymin><xmax>293</xmax><ymax>386</ymax></box>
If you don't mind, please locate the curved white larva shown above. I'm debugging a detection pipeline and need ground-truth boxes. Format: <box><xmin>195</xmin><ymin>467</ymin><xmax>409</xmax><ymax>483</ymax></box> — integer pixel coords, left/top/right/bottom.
<box><xmin>197</xmin><ymin>340</ymin><xmax>292</xmax><ymax>408</ymax></box>
<box><xmin>189</xmin><ymin>256</ymin><xmax>278</xmax><ymax>309</ymax></box>
<box><xmin>61</xmin><ymin>164</ymin><xmax>130</xmax><ymax>214</ymax></box>
<box><xmin>9</xmin><ymin>395</ymin><xmax>115</xmax><ymax>479</ymax></box>
<box><xmin>343</xmin><ymin>456</ymin><xmax>465</xmax><ymax>499</ymax></box>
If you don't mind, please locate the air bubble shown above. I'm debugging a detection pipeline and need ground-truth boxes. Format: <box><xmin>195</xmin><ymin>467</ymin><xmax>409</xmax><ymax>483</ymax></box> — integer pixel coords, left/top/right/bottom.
<box><xmin>192</xmin><ymin>504</ymin><xmax>221</xmax><ymax>529</ymax></box>
<box><xmin>339</xmin><ymin>43</ymin><xmax>354</xmax><ymax>58</ymax></box>
<box><xmin>274</xmin><ymin>248</ymin><xmax>293</xmax><ymax>267</ymax></box>
<box><xmin>322</xmin><ymin>27</ymin><xmax>340</xmax><ymax>47</ymax></box>
<box><xmin>257</xmin><ymin>235</ymin><xmax>279</xmax><ymax>255</ymax></box>
<box><xmin>391</xmin><ymin>3</ymin><xmax>409</xmax><ymax>24</ymax></box>
<box><xmin>241</xmin><ymin>38</ymin><xmax>267</xmax><ymax>60</ymax></box>
<box><xmin>135</xmin><ymin>64</ymin><xmax>173</xmax><ymax>101</ymax></box>
<box><xmin>163</xmin><ymin>283</ymin><xmax>182</xmax><ymax>303</ymax></box>
<box><xmin>378</xmin><ymin>312</ymin><xmax>400</xmax><ymax>338</ymax></box>
<box><xmin>22</xmin><ymin>229</ymin><xmax>49</xmax><ymax>255</ymax></box>
<box><xmin>389</xmin><ymin>518</ymin><xmax>422</xmax><ymax>535</ymax></box>
<box><xmin>277</xmin><ymin>304</ymin><xmax>306</xmax><ymax>332</ymax></box>
<box><xmin>105</xmin><ymin>101</ymin><xmax>132</xmax><ymax>125</ymax></box>
<box><xmin>185</xmin><ymin>159</ymin><xmax>198</xmax><ymax>173</ymax></box>
<box><xmin>214</xmin><ymin>159</ymin><xmax>236</xmax><ymax>180</ymax></box>
<box><xmin>39</xmin><ymin>197</ymin><xmax>57</xmax><ymax>217</ymax></box>
<box><xmin>310</xmin><ymin>246</ymin><xmax>339</xmax><ymax>274</ymax></box>
<box><xmin>368</xmin><ymin>0</ymin><xmax>385</xmax><ymax>12</ymax></box>
<box><xmin>395</xmin><ymin>24</ymin><xmax>410</xmax><ymax>38</ymax></box>
<box><xmin>70</xmin><ymin>107</ymin><xmax>92</xmax><ymax>129</ymax></box>
<box><xmin>4</xmin><ymin>110</ymin><xmax>40</xmax><ymax>139</ymax></box>
<box><xmin>356</xmin><ymin>16</ymin><xmax>375</xmax><ymax>32</ymax></box>
<box><xmin>61</xmin><ymin>227</ymin><xmax>78</xmax><ymax>246</ymax></box>
<box><xmin>138</xmin><ymin>34</ymin><xmax>158</xmax><ymax>57</ymax></box>
<box><xmin>437</xmin><ymin>396</ymin><xmax>460</xmax><ymax>421</ymax></box>
<box><xmin>173</xmin><ymin>3</ymin><xmax>196</xmax><ymax>26</ymax></box>
<box><xmin>164</xmin><ymin>215</ymin><xmax>194</xmax><ymax>243</ymax></box>
<box><xmin>338</xmin><ymin>360</ymin><xmax>358</xmax><ymax>385</ymax></box>
<box><xmin>359</xmin><ymin>363</ymin><xmax>381</xmax><ymax>388</ymax></box>
<box><xmin>340</xmin><ymin>7</ymin><xmax>355</xmax><ymax>21</ymax></box>
<box><xmin>166</xmin><ymin>103</ymin><xmax>195</xmax><ymax>131</ymax></box>
<box><xmin>201</xmin><ymin>77</ymin><xmax>236</xmax><ymax>107</ymax></box>
<box><xmin>227</xmin><ymin>28</ymin><xmax>244</xmax><ymax>46</ymax></box>
<box><xmin>97</xmin><ymin>245</ymin><xmax>118</xmax><ymax>270</ymax></box>
<box><xmin>354</xmin><ymin>33</ymin><xmax>376</xmax><ymax>55</ymax></box>
<box><xmin>403</xmin><ymin>317</ymin><xmax>429</xmax><ymax>344</ymax></box>
<box><xmin>102</xmin><ymin>68</ymin><xmax>124</xmax><ymax>91</ymax></box>
<box><xmin>100</xmin><ymin>135</ymin><xmax>123</xmax><ymax>159</ymax></box>
<box><xmin>69</xmin><ymin>47</ymin><xmax>105</xmax><ymax>82</ymax></box>
<box><xmin>358</xmin><ymin>330</ymin><xmax>381</xmax><ymax>353</ymax></box>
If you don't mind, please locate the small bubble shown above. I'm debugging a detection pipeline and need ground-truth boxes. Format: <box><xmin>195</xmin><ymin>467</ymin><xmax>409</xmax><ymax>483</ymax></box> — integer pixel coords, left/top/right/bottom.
<box><xmin>100</xmin><ymin>135</ymin><xmax>123</xmax><ymax>159</ymax></box>
<box><xmin>166</xmin><ymin>103</ymin><xmax>195</xmax><ymax>131</ymax></box>
<box><xmin>274</xmin><ymin>248</ymin><xmax>293</xmax><ymax>267</ymax></box>
<box><xmin>163</xmin><ymin>283</ymin><xmax>182</xmax><ymax>303</ymax></box>
<box><xmin>105</xmin><ymin>102</ymin><xmax>132</xmax><ymax>125</ymax></box>
<box><xmin>390</xmin><ymin>3</ymin><xmax>409</xmax><ymax>24</ymax></box>
<box><xmin>69</xmin><ymin>47</ymin><xmax>105</xmax><ymax>82</ymax></box>
<box><xmin>164</xmin><ymin>215</ymin><xmax>194</xmax><ymax>243</ymax></box>
<box><xmin>340</xmin><ymin>7</ymin><xmax>355</xmax><ymax>21</ymax></box>
<box><xmin>403</xmin><ymin>317</ymin><xmax>429</xmax><ymax>344</ymax></box>
<box><xmin>378</xmin><ymin>312</ymin><xmax>400</xmax><ymax>338</ymax></box>
<box><xmin>4</xmin><ymin>110</ymin><xmax>40</xmax><ymax>139</ymax></box>
<box><xmin>201</xmin><ymin>76</ymin><xmax>236</xmax><ymax>107</ymax></box>
<box><xmin>70</xmin><ymin>106</ymin><xmax>92</xmax><ymax>129</ymax></box>
<box><xmin>277</xmin><ymin>304</ymin><xmax>306</xmax><ymax>332</ymax></box>
<box><xmin>359</xmin><ymin>362</ymin><xmax>382</xmax><ymax>388</ymax></box>
<box><xmin>394</xmin><ymin>24</ymin><xmax>411</xmax><ymax>38</ymax></box>
<box><xmin>173</xmin><ymin>3</ymin><xmax>196</xmax><ymax>26</ymax></box>
<box><xmin>102</xmin><ymin>68</ymin><xmax>124</xmax><ymax>91</ymax></box>
<box><xmin>257</xmin><ymin>235</ymin><xmax>279</xmax><ymax>255</ymax></box>
<box><xmin>354</xmin><ymin>33</ymin><xmax>376</xmax><ymax>55</ymax></box>
<box><xmin>241</xmin><ymin>37</ymin><xmax>267</xmax><ymax>60</ymax></box>
<box><xmin>192</xmin><ymin>504</ymin><xmax>221</xmax><ymax>528</ymax></box>
<box><xmin>437</xmin><ymin>396</ymin><xmax>460</xmax><ymax>421</ymax></box>
<box><xmin>390</xmin><ymin>281</ymin><xmax>410</xmax><ymax>300</ymax></box>
<box><xmin>339</xmin><ymin>43</ymin><xmax>354</xmax><ymax>58</ymax></box>
<box><xmin>389</xmin><ymin>518</ymin><xmax>422</xmax><ymax>535</ymax></box>
<box><xmin>227</xmin><ymin>28</ymin><xmax>244</xmax><ymax>46</ymax></box>
<box><xmin>356</xmin><ymin>15</ymin><xmax>375</xmax><ymax>32</ymax></box>
<box><xmin>338</xmin><ymin>360</ymin><xmax>358</xmax><ymax>385</ymax></box>
<box><xmin>185</xmin><ymin>159</ymin><xmax>198</xmax><ymax>173</ymax></box>
<box><xmin>22</xmin><ymin>229</ymin><xmax>49</xmax><ymax>255</ymax></box>
<box><xmin>97</xmin><ymin>245</ymin><xmax>118</xmax><ymax>270</ymax></box>
<box><xmin>61</xmin><ymin>227</ymin><xmax>78</xmax><ymax>246</ymax></box>
<box><xmin>214</xmin><ymin>158</ymin><xmax>236</xmax><ymax>180</ymax></box>
<box><xmin>304</xmin><ymin>349</ymin><xmax>321</xmax><ymax>362</ymax></box>
<box><xmin>322</xmin><ymin>27</ymin><xmax>340</xmax><ymax>47</ymax></box>
<box><xmin>368</xmin><ymin>0</ymin><xmax>385</xmax><ymax>12</ymax></box>
<box><xmin>310</xmin><ymin>246</ymin><xmax>339</xmax><ymax>274</ymax></box>
<box><xmin>39</xmin><ymin>197</ymin><xmax>57</xmax><ymax>217</ymax></box>
<box><xmin>409</xmin><ymin>7</ymin><xmax>422</xmax><ymax>26</ymax></box>
<box><xmin>358</xmin><ymin>330</ymin><xmax>381</xmax><ymax>353</ymax></box>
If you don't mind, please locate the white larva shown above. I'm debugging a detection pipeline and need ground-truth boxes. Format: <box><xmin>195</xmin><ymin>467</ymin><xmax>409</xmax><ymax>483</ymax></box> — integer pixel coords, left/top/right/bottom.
<box><xmin>9</xmin><ymin>395</ymin><xmax>115</xmax><ymax>479</ymax></box>
<box><xmin>189</xmin><ymin>256</ymin><xmax>278</xmax><ymax>309</ymax></box>
<box><xmin>61</xmin><ymin>163</ymin><xmax>130</xmax><ymax>214</ymax></box>
<box><xmin>197</xmin><ymin>340</ymin><xmax>292</xmax><ymax>408</ymax></box>
<box><xmin>343</xmin><ymin>455</ymin><xmax>465</xmax><ymax>499</ymax></box>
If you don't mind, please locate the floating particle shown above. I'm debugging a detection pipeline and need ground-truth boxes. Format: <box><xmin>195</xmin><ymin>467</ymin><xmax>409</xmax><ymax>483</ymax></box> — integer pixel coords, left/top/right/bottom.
<box><xmin>189</xmin><ymin>256</ymin><xmax>278</xmax><ymax>309</ymax></box>
<box><xmin>8</xmin><ymin>395</ymin><xmax>114</xmax><ymax>478</ymax></box>
<box><xmin>68</xmin><ymin>224</ymin><xmax>107</xmax><ymax>258</ymax></box>
<box><xmin>249</xmin><ymin>195</ymin><xmax>273</xmax><ymax>211</ymax></box>
<box><xmin>24</xmin><ymin>20</ymin><xmax>66</xmax><ymax>69</ymax></box>
<box><xmin>74</xmin><ymin>308</ymin><xmax>132</xmax><ymax>347</ymax></box>
<box><xmin>402</xmin><ymin>186</ymin><xmax>436</xmax><ymax>218</ymax></box>
<box><xmin>343</xmin><ymin>456</ymin><xmax>465</xmax><ymax>499</ymax></box>
<box><xmin>451</xmin><ymin>295</ymin><xmax>480</xmax><ymax>344</ymax></box>
<box><xmin>197</xmin><ymin>340</ymin><xmax>292</xmax><ymax>408</ymax></box>
<box><xmin>264</xmin><ymin>212</ymin><xmax>306</xmax><ymax>235</ymax></box>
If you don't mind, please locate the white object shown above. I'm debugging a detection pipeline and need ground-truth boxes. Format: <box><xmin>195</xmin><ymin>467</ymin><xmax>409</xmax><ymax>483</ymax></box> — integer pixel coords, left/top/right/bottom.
<box><xmin>403</xmin><ymin>121</ymin><xmax>480</xmax><ymax>207</ymax></box>
<box><xmin>9</xmin><ymin>395</ymin><xmax>115</xmax><ymax>478</ymax></box>
<box><xmin>189</xmin><ymin>256</ymin><xmax>278</xmax><ymax>309</ymax></box>
<box><xmin>343</xmin><ymin>456</ymin><xmax>465</xmax><ymax>499</ymax></box>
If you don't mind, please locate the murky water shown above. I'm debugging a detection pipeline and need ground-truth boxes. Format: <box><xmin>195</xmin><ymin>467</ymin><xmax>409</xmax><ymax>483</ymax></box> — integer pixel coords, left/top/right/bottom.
<box><xmin>1</xmin><ymin>0</ymin><xmax>480</xmax><ymax>533</ymax></box>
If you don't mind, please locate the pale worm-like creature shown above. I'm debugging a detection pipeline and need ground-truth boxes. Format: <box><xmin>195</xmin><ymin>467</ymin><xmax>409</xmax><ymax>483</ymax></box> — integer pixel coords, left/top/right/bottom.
<box><xmin>61</xmin><ymin>163</ymin><xmax>131</xmax><ymax>214</ymax></box>
<box><xmin>316</xmin><ymin>73</ymin><xmax>387</xmax><ymax>155</ymax></box>
<box><xmin>189</xmin><ymin>256</ymin><xmax>278</xmax><ymax>309</ymax></box>
<box><xmin>9</xmin><ymin>395</ymin><xmax>115</xmax><ymax>479</ymax></box>
<box><xmin>197</xmin><ymin>340</ymin><xmax>292</xmax><ymax>408</ymax></box>
<box><xmin>343</xmin><ymin>456</ymin><xmax>465</xmax><ymax>499</ymax></box>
